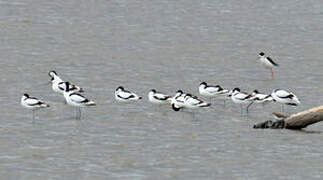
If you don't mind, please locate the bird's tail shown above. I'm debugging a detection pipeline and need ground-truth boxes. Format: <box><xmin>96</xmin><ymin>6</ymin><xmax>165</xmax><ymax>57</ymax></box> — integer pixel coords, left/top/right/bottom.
<box><xmin>199</xmin><ymin>102</ymin><xmax>211</xmax><ymax>107</ymax></box>
<box><xmin>86</xmin><ymin>101</ymin><xmax>96</xmax><ymax>106</ymax></box>
<box><xmin>294</xmin><ymin>98</ymin><xmax>301</xmax><ymax>105</ymax></box>
<box><xmin>40</xmin><ymin>102</ymin><xmax>50</xmax><ymax>108</ymax></box>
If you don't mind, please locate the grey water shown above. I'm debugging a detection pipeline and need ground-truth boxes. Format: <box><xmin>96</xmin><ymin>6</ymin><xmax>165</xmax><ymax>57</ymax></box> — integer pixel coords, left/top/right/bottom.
<box><xmin>0</xmin><ymin>0</ymin><xmax>323</xmax><ymax>179</ymax></box>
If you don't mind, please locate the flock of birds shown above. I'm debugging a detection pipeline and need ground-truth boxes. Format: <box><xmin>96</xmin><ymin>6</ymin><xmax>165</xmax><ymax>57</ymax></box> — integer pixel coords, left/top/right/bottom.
<box><xmin>21</xmin><ymin>52</ymin><xmax>301</xmax><ymax>121</ymax></box>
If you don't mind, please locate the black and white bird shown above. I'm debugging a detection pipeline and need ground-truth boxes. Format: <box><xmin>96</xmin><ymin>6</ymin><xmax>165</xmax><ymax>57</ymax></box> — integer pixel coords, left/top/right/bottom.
<box><xmin>171</xmin><ymin>90</ymin><xmax>211</xmax><ymax>112</ymax></box>
<box><xmin>231</xmin><ymin>88</ymin><xmax>253</xmax><ymax>114</ymax></box>
<box><xmin>148</xmin><ymin>89</ymin><xmax>172</xmax><ymax>105</ymax></box>
<box><xmin>199</xmin><ymin>82</ymin><xmax>228</xmax><ymax>97</ymax></box>
<box><xmin>199</xmin><ymin>82</ymin><xmax>230</xmax><ymax>106</ymax></box>
<box><xmin>247</xmin><ymin>90</ymin><xmax>274</xmax><ymax>110</ymax></box>
<box><xmin>21</xmin><ymin>93</ymin><xmax>50</xmax><ymax>121</ymax></box>
<box><xmin>271</xmin><ymin>89</ymin><xmax>300</xmax><ymax>112</ymax></box>
<box><xmin>183</xmin><ymin>93</ymin><xmax>211</xmax><ymax>110</ymax></box>
<box><xmin>258</xmin><ymin>52</ymin><xmax>279</xmax><ymax>79</ymax></box>
<box><xmin>48</xmin><ymin>71</ymin><xmax>83</xmax><ymax>94</ymax></box>
<box><xmin>115</xmin><ymin>86</ymin><xmax>142</xmax><ymax>103</ymax></box>
<box><xmin>171</xmin><ymin>90</ymin><xmax>186</xmax><ymax>111</ymax></box>
<box><xmin>63</xmin><ymin>82</ymin><xmax>95</xmax><ymax>119</ymax></box>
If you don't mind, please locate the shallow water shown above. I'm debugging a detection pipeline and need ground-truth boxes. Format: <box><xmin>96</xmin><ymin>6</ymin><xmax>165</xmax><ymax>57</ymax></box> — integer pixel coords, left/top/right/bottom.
<box><xmin>0</xmin><ymin>0</ymin><xmax>323</xmax><ymax>179</ymax></box>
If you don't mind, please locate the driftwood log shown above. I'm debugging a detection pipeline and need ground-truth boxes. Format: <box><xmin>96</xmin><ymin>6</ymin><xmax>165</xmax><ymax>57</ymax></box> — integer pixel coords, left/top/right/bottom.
<box><xmin>254</xmin><ymin>106</ymin><xmax>323</xmax><ymax>130</ymax></box>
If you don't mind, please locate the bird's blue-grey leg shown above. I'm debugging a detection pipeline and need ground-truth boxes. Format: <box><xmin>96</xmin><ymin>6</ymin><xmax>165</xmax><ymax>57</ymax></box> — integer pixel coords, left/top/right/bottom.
<box><xmin>246</xmin><ymin>102</ymin><xmax>254</xmax><ymax>113</ymax></box>
<box><xmin>240</xmin><ymin>104</ymin><xmax>243</xmax><ymax>114</ymax></box>
<box><xmin>75</xmin><ymin>108</ymin><xmax>80</xmax><ymax>120</ymax></box>
<box><xmin>79</xmin><ymin>108</ymin><xmax>82</xmax><ymax>119</ymax></box>
<box><xmin>281</xmin><ymin>104</ymin><xmax>284</xmax><ymax>112</ymax></box>
<box><xmin>77</xmin><ymin>108</ymin><xmax>82</xmax><ymax>120</ymax></box>
<box><xmin>32</xmin><ymin>110</ymin><xmax>35</xmax><ymax>123</ymax></box>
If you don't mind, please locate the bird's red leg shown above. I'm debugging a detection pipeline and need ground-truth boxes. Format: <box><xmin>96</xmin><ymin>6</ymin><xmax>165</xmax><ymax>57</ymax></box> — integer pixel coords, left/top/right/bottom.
<box><xmin>271</xmin><ymin>68</ymin><xmax>274</xmax><ymax>79</ymax></box>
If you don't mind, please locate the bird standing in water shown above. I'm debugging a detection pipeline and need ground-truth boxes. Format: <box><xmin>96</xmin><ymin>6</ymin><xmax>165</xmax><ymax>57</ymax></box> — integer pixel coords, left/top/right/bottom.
<box><xmin>258</xmin><ymin>52</ymin><xmax>279</xmax><ymax>79</ymax></box>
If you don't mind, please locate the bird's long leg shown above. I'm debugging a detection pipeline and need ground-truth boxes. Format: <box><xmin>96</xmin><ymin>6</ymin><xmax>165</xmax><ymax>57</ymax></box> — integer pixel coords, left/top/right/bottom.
<box><xmin>75</xmin><ymin>108</ymin><xmax>81</xmax><ymax>120</ymax></box>
<box><xmin>75</xmin><ymin>108</ymin><xmax>78</xmax><ymax>119</ymax></box>
<box><xmin>32</xmin><ymin>110</ymin><xmax>35</xmax><ymax>123</ymax></box>
<box><xmin>78</xmin><ymin>108</ymin><xmax>82</xmax><ymax>120</ymax></box>
<box><xmin>271</xmin><ymin>68</ymin><xmax>274</xmax><ymax>79</ymax></box>
<box><xmin>240</xmin><ymin>104</ymin><xmax>243</xmax><ymax>115</ymax></box>
<box><xmin>191</xmin><ymin>111</ymin><xmax>197</xmax><ymax>120</ymax></box>
<box><xmin>246</xmin><ymin>101</ymin><xmax>254</xmax><ymax>113</ymax></box>
<box><xmin>281</xmin><ymin>104</ymin><xmax>284</xmax><ymax>112</ymax></box>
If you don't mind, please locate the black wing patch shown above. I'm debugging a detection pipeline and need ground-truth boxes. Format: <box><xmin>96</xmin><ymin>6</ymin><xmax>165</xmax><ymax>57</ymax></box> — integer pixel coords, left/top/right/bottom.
<box><xmin>70</xmin><ymin>92</ymin><xmax>89</xmax><ymax>103</ymax></box>
<box><xmin>267</xmin><ymin>57</ymin><xmax>279</xmax><ymax>66</ymax></box>
<box><xmin>280</xmin><ymin>94</ymin><xmax>294</xmax><ymax>99</ymax></box>
<box><xmin>153</xmin><ymin>95</ymin><xmax>169</xmax><ymax>101</ymax></box>
<box><xmin>118</xmin><ymin>94</ymin><xmax>135</xmax><ymax>100</ymax></box>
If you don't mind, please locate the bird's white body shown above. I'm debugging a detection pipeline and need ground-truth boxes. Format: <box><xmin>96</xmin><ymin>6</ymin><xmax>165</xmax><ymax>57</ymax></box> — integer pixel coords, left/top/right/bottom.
<box><xmin>171</xmin><ymin>90</ymin><xmax>210</xmax><ymax>111</ymax></box>
<box><xmin>250</xmin><ymin>90</ymin><xmax>274</xmax><ymax>104</ymax></box>
<box><xmin>62</xmin><ymin>82</ymin><xmax>95</xmax><ymax>119</ymax></box>
<box><xmin>51</xmin><ymin>77</ymin><xmax>64</xmax><ymax>93</ymax></box>
<box><xmin>199</xmin><ymin>82</ymin><xmax>228</xmax><ymax>97</ymax></box>
<box><xmin>171</xmin><ymin>90</ymin><xmax>187</xmax><ymax>110</ymax></box>
<box><xmin>271</xmin><ymin>89</ymin><xmax>300</xmax><ymax>106</ymax></box>
<box><xmin>148</xmin><ymin>90</ymin><xmax>172</xmax><ymax>105</ymax></box>
<box><xmin>49</xmin><ymin>71</ymin><xmax>83</xmax><ymax>94</ymax></box>
<box><xmin>21</xmin><ymin>94</ymin><xmax>49</xmax><ymax>110</ymax></box>
<box><xmin>231</xmin><ymin>89</ymin><xmax>252</xmax><ymax>104</ymax></box>
<box><xmin>258</xmin><ymin>53</ymin><xmax>278</xmax><ymax>69</ymax></box>
<box><xmin>230</xmin><ymin>88</ymin><xmax>254</xmax><ymax>114</ymax></box>
<box><xmin>115</xmin><ymin>87</ymin><xmax>142</xmax><ymax>103</ymax></box>
<box><xmin>63</xmin><ymin>91</ymin><xmax>95</xmax><ymax>107</ymax></box>
<box><xmin>258</xmin><ymin>53</ymin><xmax>279</xmax><ymax>79</ymax></box>
<box><xmin>183</xmin><ymin>94</ymin><xmax>211</xmax><ymax>109</ymax></box>
<box><xmin>259</xmin><ymin>56</ymin><xmax>274</xmax><ymax>69</ymax></box>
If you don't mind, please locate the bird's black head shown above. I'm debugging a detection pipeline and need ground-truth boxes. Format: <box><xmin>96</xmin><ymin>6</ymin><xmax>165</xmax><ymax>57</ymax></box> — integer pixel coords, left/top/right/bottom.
<box><xmin>253</xmin><ymin>89</ymin><xmax>259</xmax><ymax>94</ymax></box>
<box><xmin>23</xmin><ymin>93</ymin><xmax>29</xmax><ymax>97</ymax></box>
<box><xmin>259</xmin><ymin>52</ymin><xmax>265</xmax><ymax>56</ymax></box>
<box><xmin>48</xmin><ymin>70</ymin><xmax>57</xmax><ymax>77</ymax></box>
<box><xmin>116</xmin><ymin>86</ymin><xmax>124</xmax><ymax>91</ymax></box>
<box><xmin>176</xmin><ymin>90</ymin><xmax>183</xmax><ymax>94</ymax></box>
<box><xmin>232</xmin><ymin>88</ymin><xmax>240</xmax><ymax>92</ymax></box>
<box><xmin>200</xmin><ymin>82</ymin><xmax>207</xmax><ymax>86</ymax></box>
<box><xmin>172</xmin><ymin>104</ymin><xmax>181</xmax><ymax>111</ymax></box>
<box><xmin>150</xmin><ymin>89</ymin><xmax>156</xmax><ymax>93</ymax></box>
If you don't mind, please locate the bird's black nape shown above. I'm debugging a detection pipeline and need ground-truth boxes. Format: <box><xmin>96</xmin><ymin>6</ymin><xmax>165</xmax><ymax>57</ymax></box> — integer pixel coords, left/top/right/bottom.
<box><xmin>116</xmin><ymin>86</ymin><xmax>124</xmax><ymax>91</ymax></box>
<box><xmin>176</xmin><ymin>90</ymin><xmax>183</xmax><ymax>94</ymax></box>
<box><xmin>48</xmin><ymin>70</ymin><xmax>57</xmax><ymax>77</ymax></box>
<box><xmin>65</xmin><ymin>82</ymin><xmax>70</xmax><ymax>92</ymax></box>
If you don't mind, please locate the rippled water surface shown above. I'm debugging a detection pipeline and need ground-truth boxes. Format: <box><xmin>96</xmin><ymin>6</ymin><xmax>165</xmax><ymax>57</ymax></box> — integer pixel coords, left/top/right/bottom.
<box><xmin>0</xmin><ymin>0</ymin><xmax>323</xmax><ymax>179</ymax></box>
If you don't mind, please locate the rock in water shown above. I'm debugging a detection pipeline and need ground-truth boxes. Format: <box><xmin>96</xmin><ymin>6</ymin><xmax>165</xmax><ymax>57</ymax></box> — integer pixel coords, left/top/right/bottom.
<box><xmin>254</xmin><ymin>106</ymin><xmax>323</xmax><ymax>130</ymax></box>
